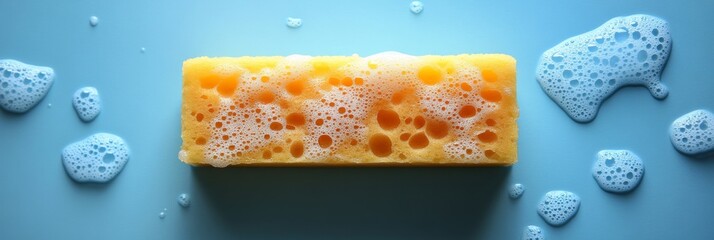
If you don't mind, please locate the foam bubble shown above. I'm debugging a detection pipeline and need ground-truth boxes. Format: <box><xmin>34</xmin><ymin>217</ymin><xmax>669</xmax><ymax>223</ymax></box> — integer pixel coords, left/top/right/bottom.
<box><xmin>177</xmin><ymin>193</ymin><xmax>191</xmax><ymax>208</ymax></box>
<box><xmin>410</xmin><ymin>1</ymin><xmax>424</xmax><ymax>14</ymax></box>
<box><xmin>89</xmin><ymin>16</ymin><xmax>99</xmax><ymax>27</ymax></box>
<box><xmin>523</xmin><ymin>225</ymin><xmax>545</xmax><ymax>240</ymax></box>
<box><xmin>72</xmin><ymin>87</ymin><xmax>101</xmax><ymax>122</ymax></box>
<box><xmin>509</xmin><ymin>183</ymin><xmax>525</xmax><ymax>199</ymax></box>
<box><xmin>592</xmin><ymin>150</ymin><xmax>644</xmax><ymax>193</ymax></box>
<box><xmin>286</xmin><ymin>17</ymin><xmax>302</xmax><ymax>28</ymax></box>
<box><xmin>0</xmin><ymin>59</ymin><xmax>55</xmax><ymax>113</ymax></box>
<box><xmin>61</xmin><ymin>133</ymin><xmax>129</xmax><ymax>183</ymax></box>
<box><xmin>537</xmin><ymin>190</ymin><xmax>580</xmax><ymax>226</ymax></box>
<box><xmin>670</xmin><ymin>110</ymin><xmax>714</xmax><ymax>155</ymax></box>
<box><xmin>536</xmin><ymin>14</ymin><xmax>671</xmax><ymax>122</ymax></box>
<box><xmin>140</xmin><ymin>47</ymin><xmax>146</xmax><ymax>53</ymax></box>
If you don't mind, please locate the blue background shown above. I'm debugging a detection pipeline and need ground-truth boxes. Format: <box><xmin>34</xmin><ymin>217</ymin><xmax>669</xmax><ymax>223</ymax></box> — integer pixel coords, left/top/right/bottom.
<box><xmin>1</xmin><ymin>0</ymin><xmax>713</xmax><ymax>239</ymax></box>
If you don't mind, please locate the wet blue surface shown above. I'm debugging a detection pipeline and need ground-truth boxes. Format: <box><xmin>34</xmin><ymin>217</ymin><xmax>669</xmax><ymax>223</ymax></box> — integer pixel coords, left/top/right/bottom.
<box><xmin>1</xmin><ymin>1</ymin><xmax>714</xmax><ymax>239</ymax></box>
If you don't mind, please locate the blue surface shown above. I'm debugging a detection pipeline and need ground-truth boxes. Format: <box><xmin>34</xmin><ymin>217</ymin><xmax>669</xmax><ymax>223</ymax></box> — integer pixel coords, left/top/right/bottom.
<box><xmin>1</xmin><ymin>0</ymin><xmax>714</xmax><ymax>239</ymax></box>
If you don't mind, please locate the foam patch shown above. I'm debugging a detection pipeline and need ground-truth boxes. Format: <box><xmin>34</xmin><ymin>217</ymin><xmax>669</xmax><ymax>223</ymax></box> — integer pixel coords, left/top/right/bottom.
<box><xmin>410</xmin><ymin>1</ymin><xmax>424</xmax><ymax>14</ymax></box>
<box><xmin>670</xmin><ymin>109</ymin><xmax>714</xmax><ymax>155</ymax></box>
<box><xmin>72</xmin><ymin>87</ymin><xmax>101</xmax><ymax>122</ymax></box>
<box><xmin>0</xmin><ymin>59</ymin><xmax>55</xmax><ymax>113</ymax></box>
<box><xmin>536</xmin><ymin>14</ymin><xmax>671</xmax><ymax>122</ymax></box>
<box><xmin>286</xmin><ymin>17</ymin><xmax>302</xmax><ymax>28</ymax></box>
<box><xmin>592</xmin><ymin>150</ymin><xmax>644</xmax><ymax>193</ymax></box>
<box><xmin>523</xmin><ymin>225</ymin><xmax>545</xmax><ymax>240</ymax></box>
<box><xmin>537</xmin><ymin>190</ymin><xmax>580</xmax><ymax>226</ymax></box>
<box><xmin>61</xmin><ymin>133</ymin><xmax>130</xmax><ymax>183</ymax></box>
<box><xmin>509</xmin><ymin>183</ymin><xmax>525</xmax><ymax>199</ymax></box>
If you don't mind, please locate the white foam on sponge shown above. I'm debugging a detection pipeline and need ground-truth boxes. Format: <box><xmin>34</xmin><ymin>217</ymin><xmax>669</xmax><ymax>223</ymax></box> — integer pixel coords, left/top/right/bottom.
<box><xmin>202</xmin><ymin>52</ymin><xmax>501</xmax><ymax>166</ymax></box>
<box><xmin>72</xmin><ymin>86</ymin><xmax>101</xmax><ymax>122</ymax></box>
<box><xmin>410</xmin><ymin>1</ymin><xmax>424</xmax><ymax>14</ymax></box>
<box><xmin>286</xmin><ymin>17</ymin><xmax>302</xmax><ymax>28</ymax></box>
<box><xmin>0</xmin><ymin>59</ymin><xmax>55</xmax><ymax>113</ymax></box>
<box><xmin>62</xmin><ymin>133</ymin><xmax>129</xmax><ymax>183</ymax></box>
<box><xmin>523</xmin><ymin>225</ymin><xmax>545</xmax><ymax>240</ymax></box>
<box><xmin>537</xmin><ymin>190</ymin><xmax>580</xmax><ymax>226</ymax></box>
<box><xmin>592</xmin><ymin>150</ymin><xmax>644</xmax><ymax>193</ymax></box>
<box><xmin>509</xmin><ymin>183</ymin><xmax>525</xmax><ymax>199</ymax></box>
<box><xmin>536</xmin><ymin>14</ymin><xmax>671</xmax><ymax>122</ymax></box>
<box><xmin>670</xmin><ymin>109</ymin><xmax>714</xmax><ymax>155</ymax></box>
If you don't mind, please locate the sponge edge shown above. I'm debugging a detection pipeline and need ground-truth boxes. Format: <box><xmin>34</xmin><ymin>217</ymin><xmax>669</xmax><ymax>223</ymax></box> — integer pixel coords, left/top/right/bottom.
<box><xmin>180</xmin><ymin>52</ymin><xmax>518</xmax><ymax>167</ymax></box>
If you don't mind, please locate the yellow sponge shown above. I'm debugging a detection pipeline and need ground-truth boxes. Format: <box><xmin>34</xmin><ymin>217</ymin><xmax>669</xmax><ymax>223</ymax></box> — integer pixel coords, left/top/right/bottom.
<box><xmin>180</xmin><ymin>52</ymin><xmax>518</xmax><ymax>167</ymax></box>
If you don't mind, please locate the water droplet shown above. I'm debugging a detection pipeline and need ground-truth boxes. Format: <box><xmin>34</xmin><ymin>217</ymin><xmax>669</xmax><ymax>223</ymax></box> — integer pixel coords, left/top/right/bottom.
<box><xmin>89</xmin><ymin>16</ymin><xmax>99</xmax><ymax>27</ymax></box>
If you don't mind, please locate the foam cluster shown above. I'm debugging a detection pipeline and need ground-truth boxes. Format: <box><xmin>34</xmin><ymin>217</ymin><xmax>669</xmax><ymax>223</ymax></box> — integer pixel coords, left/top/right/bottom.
<box><xmin>670</xmin><ymin>110</ymin><xmax>714</xmax><ymax>155</ymax></box>
<box><xmin>592</xmin><ymin>150</ymin><xmax>644</xmax><ymax>193</ymax></box>
<box><xmin>180</xmin><ymin>52</ymin><xmax>517</xmax><ymax>166</ymax></box>
<box><xmin>522</xmin><ymin>225</ymin><xmax>545</xmax><ymax>240</ymax></box>
<box><xmin>509</xmin><ymin>183</ymin><xmax>525</xmax><ymax>199</ymax></box>
<box><xmin>177</xmin><ymin>193</ymin><xmax>191</xmax><ymax>208</ymax></box>
<box><xmin>61</xmin><ymin>133</ymin><xmax>130</xmax><ymax>183</ymax></box>
<box><xmin>72</xmin><ymin>87</ymin><xmax>101</xmax><ymax>122</ymax></box>
<box><xmin>0</xmin><ymin>59</ymin><xmax>55</xmax><ymax>113</ymax></box>
<box><xmin>286</xmin><ymin>17</ymin><xmax>302</xmax><ymax>28</ymax></box>
<box><xmin>536</xmin><ymin>14</ymin><xmax>671</xmax><ymax>122</ymax></box>
<box><xmin>410</xmin><ymin>1</ymin><xmax>424</xmax><ymax>14</ymax></box>
<box><xmin>537</xmin><ymin>190</ymin><xmax>580</xmax><ymax>226</ymax></box>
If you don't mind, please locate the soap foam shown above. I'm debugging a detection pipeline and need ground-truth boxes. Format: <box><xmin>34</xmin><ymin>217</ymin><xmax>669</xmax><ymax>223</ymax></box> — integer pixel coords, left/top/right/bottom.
<box><xmin>197</xmin><ymin>52</ymin><xmax>504</xmax><ymax>166</ymax></box>
<box><xmin>670</xmin><ymin>109</ymin><xmax>714</xmax><ymax>155</ymax></box>
<box><xmin>177</xmin><ymin>193</ymin><xmax>191</xmax><ymax>208</ymax></box>
<box><xmin>0</xmin><ymin>59</ymin><xmax>55</xmax><ymax>113</ymax></box>
<box><xmin>61</xmin><ymin>133</ymin><xmax>129</xmax><ymax>183</ymax></box>
<box><xmin>410</xmin><ymin>1</ymin><xmax>424</xmax><ymax>14</ymax></box>
<box><xmin>537</xmin><ymin>190</ymin><xmax>580</xmax><ymax>226</ymax></box>
<box><xmin>509</xmin><ymin>183</ymin><xmax>525</xmax><ymax>199</ymax></box>
<box><xmin>286</xmin><ymin>17</ymin><xmax>302</xmax><ymax>28</ymax></box>
<box><xmin>522</xmin><ymin>225</ymin><xmax>545</xmax><ymax>240</ymax></box>
<box><xmin>72</xmin><ymin>87</ymin><xmax>101</xmax><ymax>122</ymax></box>
<box><xmin>536</xmin><ymin>14</ymin><xmax>671</xmax><ymax>122</ymax></box>
<box><xmin>592</xmin><ymin>150</ymin><xmax>644</xmax><ymax>193</ymax></box>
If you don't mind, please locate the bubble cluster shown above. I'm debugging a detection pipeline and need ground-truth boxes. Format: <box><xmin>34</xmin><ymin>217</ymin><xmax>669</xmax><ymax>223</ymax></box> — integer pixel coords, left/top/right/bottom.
<box><xmin>536</xmin><ymin>14</ymin><xmax>671</xmax><ymax>122</ymax></box>
<box><xmin>592</xmin><ymin>150</ymin><xmax>644</xmax><ymax>193</ymax></box>
<box><xmin>177</xmin><ymin>193</ymin><xmax>191</xmax><ymax>208</ymax></box>
<box><xmin>72</xmin><ymin>87</ymin><xmax>101</xmax><ymax>122</ymax></box>
<box><xmin>537</xmin><ymin>190</ymin><xmax>580</xmax><ymax>226</ymax></box>
<box><xmin>61</xmin><ymin>133</ymin><xmax>130</xmax><ymax>183</ymax></box>
<box><xmin>509</xmin><ymin>183</ymin><xmax>525</xmax><ymax>199</ymax></box>
<box><xmin>286</xmin><ymin>17</ymin><xmax>302</xmax><ymax>28</ymax></box>
<box><xmin>523</xmin><ymin>225</ymin><xmax>545</xmax><ymax>240</ymax></box>
<box><xmin>181</xmin><ymin>52</ymin><xmax>517</xmax><ymax>166</ymax></box>
<box><xmin>410</xmin><ymin>1</ymin><xmax>424</xmax><ymax>14</ymax></box>
<box><xmin>89</xmin><ymin>16</ymin><xmax>99</xmax><ymax>27</ymax></box>
<box><xmin>670</xmin><ymin>110</ymin><xmax>714</xmax><ymax>155</ymax></box>
<box><xmin>0</xmin><ymin>59</ymin><xmax>55</xmax><ymax>113</ymax></box>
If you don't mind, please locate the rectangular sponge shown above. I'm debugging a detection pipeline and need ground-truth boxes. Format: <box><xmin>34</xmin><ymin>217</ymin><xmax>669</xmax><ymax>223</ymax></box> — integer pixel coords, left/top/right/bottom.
<box><xmin>180</xmin><ymin>52</ymin><xmax>518</xmax><ymax>167</ymax></box>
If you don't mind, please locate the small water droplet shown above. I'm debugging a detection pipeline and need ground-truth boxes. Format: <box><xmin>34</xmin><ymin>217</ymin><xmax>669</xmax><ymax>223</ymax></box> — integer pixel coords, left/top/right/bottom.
<box><xmin>89</xmin><ymin>16</ymin><xmax>99</xmax><ymax>27</ymax></box>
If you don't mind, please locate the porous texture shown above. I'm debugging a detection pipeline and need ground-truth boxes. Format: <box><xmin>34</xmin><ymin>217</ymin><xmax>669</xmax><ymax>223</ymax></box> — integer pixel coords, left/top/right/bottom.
<box><xmin>180</xmin><ymin>52</ymin><xmax>517</xmax><ymax>167</ymax></box>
